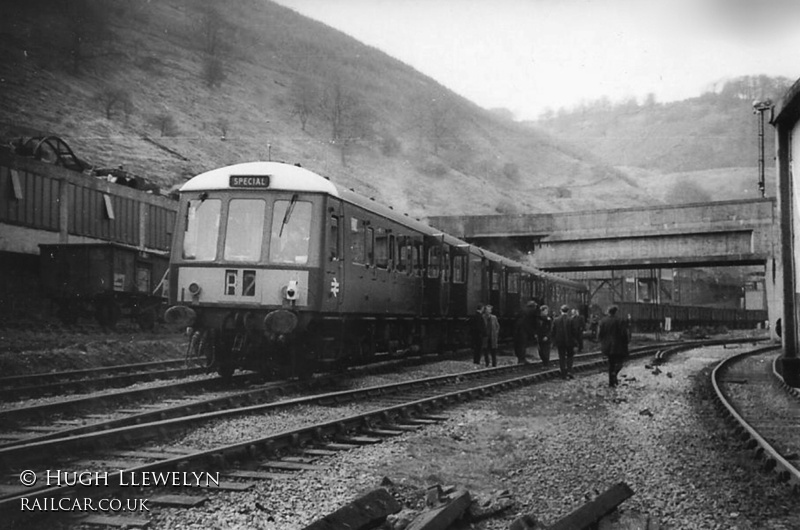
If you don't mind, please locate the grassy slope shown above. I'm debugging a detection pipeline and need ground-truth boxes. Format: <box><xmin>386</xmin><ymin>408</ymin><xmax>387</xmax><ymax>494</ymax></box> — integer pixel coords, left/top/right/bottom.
<box><xmin>0</xmin><ymin>0</ymin><xmax>658</xmax><ymax>219</ymax></box>
<box><xmin>532</xmin><ymin>92</ymin><xmax>782</xmax><ymax>203</ymax></box>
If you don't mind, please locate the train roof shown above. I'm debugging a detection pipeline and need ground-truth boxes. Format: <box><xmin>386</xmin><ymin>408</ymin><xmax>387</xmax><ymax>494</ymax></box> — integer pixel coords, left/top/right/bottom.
<box><xmin>181</xmin><ymin>162</ymin><xmax>585</xmax><ymax>291</ymax></box>
<box><xmin>181</xmin><ymin>161</ymin><xmax>340</xmax><ymax>196</ymax></box>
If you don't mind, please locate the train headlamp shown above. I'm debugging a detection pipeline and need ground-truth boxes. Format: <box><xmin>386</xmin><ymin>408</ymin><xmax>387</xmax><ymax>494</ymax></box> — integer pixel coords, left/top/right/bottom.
<box><xmin>285</xmin><ymin>280</ymin><xmax>298</xmax><ymax>301</ymax></box>
<box><xmin>188</xmin><ymin>282</ymin><xmax>202</xmax><ymax>296</ymax></box>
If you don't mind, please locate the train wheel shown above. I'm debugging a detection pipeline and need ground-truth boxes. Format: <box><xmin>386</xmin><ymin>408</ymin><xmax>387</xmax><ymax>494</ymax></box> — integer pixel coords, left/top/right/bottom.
<box><xmin>95</xmin><ymin>300</ymin><xmax>121</xmax><ymax>329</ymax></box>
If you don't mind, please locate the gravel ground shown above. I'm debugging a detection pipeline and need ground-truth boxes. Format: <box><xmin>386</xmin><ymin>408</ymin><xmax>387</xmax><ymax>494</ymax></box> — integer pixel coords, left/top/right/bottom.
<box><xmin>115</xmin><ymin>342</ymin><xmax>800</xmax><ymax>530</ymax></box>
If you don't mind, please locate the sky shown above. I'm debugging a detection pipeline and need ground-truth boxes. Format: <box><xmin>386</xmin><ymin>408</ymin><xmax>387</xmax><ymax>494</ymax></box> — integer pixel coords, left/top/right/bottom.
<box><xmin>272</xmin><ymin>0</ymin><xmax>800</xmax><ymax>121</ymax></box>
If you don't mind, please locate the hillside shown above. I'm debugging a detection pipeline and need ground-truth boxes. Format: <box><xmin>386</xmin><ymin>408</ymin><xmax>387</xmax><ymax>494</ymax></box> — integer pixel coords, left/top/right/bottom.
<box><xmin>532</xmin><ymin>76</ymin><xmax>792</xmax><ymax>203</ymax></box>
<box><xmin>0</xmin><ymin>0</ymin><xmax>660</xmax><ymax>219</ymax></box>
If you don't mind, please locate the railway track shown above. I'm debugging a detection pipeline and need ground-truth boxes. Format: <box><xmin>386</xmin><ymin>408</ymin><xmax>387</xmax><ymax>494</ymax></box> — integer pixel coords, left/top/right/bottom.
<box><xmin>711</xmin><ymin>345</ymin><xmax>800</xmax><ymax>490</ymax></box>
<box><xmin>0</xmin><ymin>358</ymin><xmax>209</xmax><ymax>400</ymax></box>
<box><xmin>0</xmin><ymin>339</ymin><xmax>751</xmax><ymax>526</ymax></box>
<box><xmin>0</xmin><ymin>345</ymin><xmax>490</xmax><ymax>432</ymax></box>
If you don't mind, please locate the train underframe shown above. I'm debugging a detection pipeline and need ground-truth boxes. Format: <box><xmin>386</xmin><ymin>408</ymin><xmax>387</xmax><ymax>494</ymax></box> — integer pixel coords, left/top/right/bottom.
<box><xmin>185</xmin><ymin>308</ymin><xmax>480</xmax><ymax>379</ymax></box>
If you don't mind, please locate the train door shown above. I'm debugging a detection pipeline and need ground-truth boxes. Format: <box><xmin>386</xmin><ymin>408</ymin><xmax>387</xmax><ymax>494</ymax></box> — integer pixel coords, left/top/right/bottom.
<box><xmin>489</xmin><ymin>263</ymin><xmax>502</xmax><ymax>311</ymax></box>
<box><xmin>322</xmin><ymin>198</ymin><xmax>345</xmax><ymax>312</ymax></box>
<box><xmin>449</xmin><ymin>245</ymin><xmax>469</xmax><ymax>317</ymax></box>
<box><xmin>422</xmin><ymin>235</ymin><xmax>446</xmax><ymax>316</ymax></box>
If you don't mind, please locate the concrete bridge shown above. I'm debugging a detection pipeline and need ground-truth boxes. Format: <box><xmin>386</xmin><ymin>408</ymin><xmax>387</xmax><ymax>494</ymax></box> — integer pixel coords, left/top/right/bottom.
<box><xmin>428</xmin><ymin>198</ymin><xmax>776</xmax><ymax>271</ymax></box>
<box><xmin>429</xmin><ymin>198</ymin><xmax>779</xmax><ymax>329</ymax></box>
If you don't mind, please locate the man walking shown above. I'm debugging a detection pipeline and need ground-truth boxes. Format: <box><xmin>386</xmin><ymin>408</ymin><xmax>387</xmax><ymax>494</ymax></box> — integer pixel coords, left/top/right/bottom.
<box><xmin>551</xmin><ymin>304</ymin><xmax>576</xmax><ymax>379</ymax></box>
<box><xmin>484</xmin><ymin>305</ymin><xmax>500</xmax><ymax>367</ymax></box>
<box><xmin>470</xmin><ymin>305</ymin><xmax>487</xmax><ymax>365</ymax></box>
<box><xmin>598</xmin><ymin>305</ymin><xmax>630</xmax><ymax>387</ymax></box>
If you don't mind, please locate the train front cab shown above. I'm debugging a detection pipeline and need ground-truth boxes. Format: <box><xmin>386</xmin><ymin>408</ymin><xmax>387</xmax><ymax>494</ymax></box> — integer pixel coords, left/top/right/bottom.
<box><xmin>166</xmin><ymin>171</ymin><xmax>333</xmax><ymax>377</ymax></box>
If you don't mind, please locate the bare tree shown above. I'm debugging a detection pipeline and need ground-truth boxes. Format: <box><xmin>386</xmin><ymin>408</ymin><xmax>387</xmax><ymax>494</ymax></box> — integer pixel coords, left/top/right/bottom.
<box><xmin>203</xmin><ymin>55</ymin><xmax>225</xmax><ymax>88</ymax></box>
<box><xmin>149</xmin><ymin>113</ymin><xmax>179</xmax><ymax>137</ymax></box>
<box><xmin>318</xmin><ymin>80</ymin><xmax>374</xmax><ymax>165</ymax></box>
<box><xmin>197</xmin><ymin>3</ymin><xmax>225</xmax><ymax>56</ymax></box>
<box><xmin>411</xmin><ymin>93</ymin><xmax>460</xmax><ymax>155</ymax></box>
<box><xmin>194</xmin><ymin>3</ymin><xmax>227</xmax><ymax>87</ymax></box>
<box><xmin>97</xmin><ymin>86</ymin><xmax>133</xmax><ymax>120</ymax></box>
<box><xmin>289</xmin><ymin>76</ymin><xmax>318</xmax><ymax>131</ymax></box>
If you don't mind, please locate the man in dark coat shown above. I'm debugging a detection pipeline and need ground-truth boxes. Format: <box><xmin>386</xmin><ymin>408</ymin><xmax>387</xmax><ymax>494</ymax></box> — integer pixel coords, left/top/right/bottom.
<box><xmin>537</xmin><ymin>305</ymin><xmax>553</xmax><ymax>367</ymax></box>
<box><xmin>598</xmin><ymin>305</ymin><xmax>630</xmax><ymax>387</ymax></box>
<box><xmin>513</xmin><ymin>300</ymin><xmax>539</xmax><ymax>364</ymax></box>
<box><xmin>470</xmin><ymin>305</ymin><xmax>487</xmax><ymax>365</ymax></box>
<box><xmin>570</xmin><ymin>308</ymin><xmax>586</xmax><ymax>353</ymax></box>
<box><xmin>551</xmin><ymin>304</ymin><xmax>576</xmax><ymax>379</ymax></box>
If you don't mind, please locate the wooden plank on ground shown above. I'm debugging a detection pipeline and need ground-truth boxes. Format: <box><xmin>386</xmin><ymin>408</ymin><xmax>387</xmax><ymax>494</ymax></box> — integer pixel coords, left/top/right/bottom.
<box><xmin>301</xmin><ymin>487</ymin><xmax>402</xmax><ymax>530</ymax></box>
<box><xmin>416</xmin><ymin>415</ymin><xmax>449</xmax><ymax>422</ymax></box>
<box><xmin>281</xmin><ymin>456</ymin><xmax>319</xmax><ymax>464</ymax></box>
<box><xmin>383</xmin><ymin>424</ymin><xmax>420</xmax><ymax>432</ymax></box>
<box><xmin>302</xmin><ymin>448</ymin><xmax>339</xmax><ymax>457</ymax></box>
<box><xmin>403</xmin><ymin>418</ymin><xmax>438</xmax><ymax>425</ymax></box>
<box><xmin>363</xmin><ymin>429</ymin><xmax>404</xmax><ymax>437</ymax></box>
<box><xmin>547</xmin><ymin>482</ymin><xmax>634</xmax><ymax>530</ymax></box>
<box><xmin>336</xmin><ymin>435</ymin><xmax>383</xmax><ymax>444</ymax></box>
<box><xmin>322</xmin><ymin>442</ymin><xmax>360</xmax><ymax>451</ymax></box>
<box><xmin>406</xmin><ymin>489</ymin><xmax>472</xmax><ymax>530</ymax></box>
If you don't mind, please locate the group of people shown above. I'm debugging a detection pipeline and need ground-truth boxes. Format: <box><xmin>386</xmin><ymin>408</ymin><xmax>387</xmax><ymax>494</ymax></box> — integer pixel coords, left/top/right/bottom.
<box><xmin>470</xmin><ymin>300</ymin><xmax>630</xmax><ymax>387</ymax></box>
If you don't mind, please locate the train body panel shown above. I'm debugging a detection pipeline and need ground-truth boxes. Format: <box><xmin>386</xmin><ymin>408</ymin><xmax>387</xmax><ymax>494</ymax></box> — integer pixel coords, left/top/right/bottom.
<box><xmin>165</xmin><ymin>161</ymin><xmax>589</xmax><ymax>377</ymax></box>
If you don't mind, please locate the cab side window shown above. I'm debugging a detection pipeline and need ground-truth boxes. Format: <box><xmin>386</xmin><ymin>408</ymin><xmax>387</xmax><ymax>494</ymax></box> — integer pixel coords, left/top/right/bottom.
<box><xmin>328</xmin><ymin>215</ymin><xmax>340</xmax><ymax>261</ymax></box>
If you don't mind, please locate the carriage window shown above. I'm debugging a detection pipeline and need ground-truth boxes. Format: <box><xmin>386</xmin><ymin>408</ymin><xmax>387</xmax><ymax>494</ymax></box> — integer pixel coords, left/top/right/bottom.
<box><xmin>224</xmin><ymin>199</ymin><xmax>265</xmax><ymax>261</ymax></box>
<box><xmin>375</xmin><ymin>228</ymin><xmax>388</xmax><ymax>269</ymax></box>
<box><xmin>351</xmin><ymin>217</ymin><xmax>365</xmax><ymax>264</ymax></box>
<box><xmin>396</xmin><ymin>237</ymin><xmax>407</xmax><ymax>272</ymax></box>
<box><xmin>427</xmin><ymin>246</ymin><xmax>440</xmax><ymax>278</ymax></box>
<box><xmin>412</xmin><ymin>244</ymin><xmax>422</xmax><ymax>276</ymax></box>
<box><xmin>491</xmin><ymin>270</ymin><xmax>501</xmax><ymax>291</ymax></box>
<box><xmin>366</xmin><ymin>227</ymin><xmax>375</xmax><ymax>265</ymax></box>
<box><xmin>453</xmin><ymin>255</ymin><xmax>466</xmax><ymax>283</ymax></box>
<box><xmin>388</xmin><ymin>234</ymin><xmax>395</xmax><ymax>270</ymax></box>
<box><xmin>329</xmin><ymin>215</ymin><xmax>340</xmax><ymax>261</ymax></box>
<box><xmin>269</xmin><ymin>199</ymin><xmax>312</xmax><ymax>264</ymax></box>
<box><xmin>508</xmin><ymin>272</ymin><xmax>520</xmax><ymax>293</ymax></box>
<box><xmin>442</xmin><ymin>249</ymin><xmax>451</xmax><ymax>282</ymax></box>
<box><xmin>183</xmin><ymin>198</ymin><xmax>221</xmax><ymax>261</ymax></box>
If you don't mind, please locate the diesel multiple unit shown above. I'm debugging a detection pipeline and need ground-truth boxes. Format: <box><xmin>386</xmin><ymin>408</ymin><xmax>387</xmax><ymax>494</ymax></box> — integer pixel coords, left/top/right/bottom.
<box><xmin>165</xmin><ymin>162</ymin><xmax>588</xmax><ymax>377</ymax></box>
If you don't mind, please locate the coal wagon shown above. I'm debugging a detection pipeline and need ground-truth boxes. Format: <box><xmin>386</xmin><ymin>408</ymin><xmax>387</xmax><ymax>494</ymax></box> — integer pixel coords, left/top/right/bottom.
<box><xmin>39</xmin><ymin>242</ymin><xmax>169</xmax><ymax>329</ymax></box>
